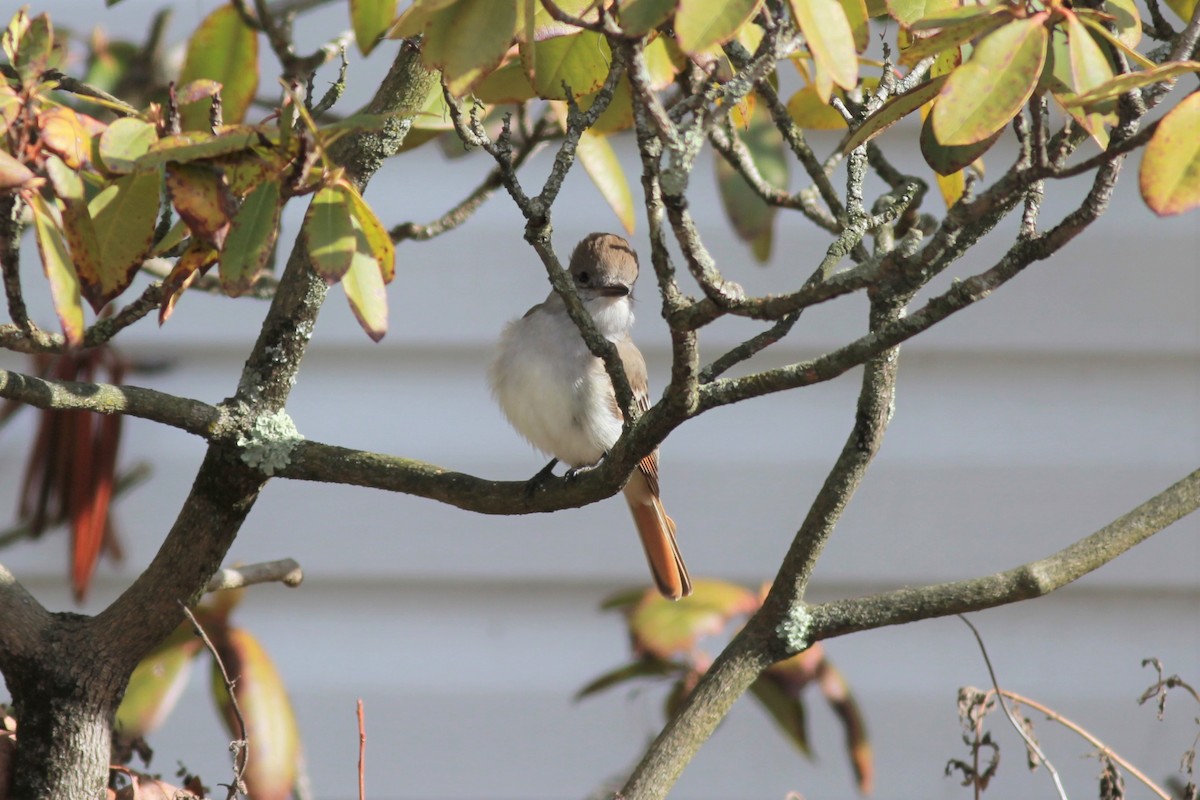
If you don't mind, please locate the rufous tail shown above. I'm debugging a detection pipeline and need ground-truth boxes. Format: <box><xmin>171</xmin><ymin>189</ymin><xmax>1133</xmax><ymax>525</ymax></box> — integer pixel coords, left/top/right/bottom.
<box><xmin>623</xmin><ymin>475</ymin><xmax>692</xmax><ymax>600</ymax></box>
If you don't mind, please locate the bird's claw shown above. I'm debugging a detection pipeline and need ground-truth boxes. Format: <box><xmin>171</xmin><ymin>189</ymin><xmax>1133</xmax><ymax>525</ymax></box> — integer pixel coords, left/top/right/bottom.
<box><xmin>564</xmin><ymin>451</ymin><xmax>609</xmax><ymax>482</ymax></box>
<box><xmin>524</xmin><ymin>458</ymin><xmax>560</xmax><ymax>498</ymax></box>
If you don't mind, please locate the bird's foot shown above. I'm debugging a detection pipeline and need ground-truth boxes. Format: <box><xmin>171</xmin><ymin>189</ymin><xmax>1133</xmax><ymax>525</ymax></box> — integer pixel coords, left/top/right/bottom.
<box><xmin>524</xmin><ymin>458</ymin><xmax>560</xmax><ymax>498</ymax></box>
<box><xmin>564</xmin><ymin>451</ymin><xmax>609</xmax><ymax>481</ymax></box>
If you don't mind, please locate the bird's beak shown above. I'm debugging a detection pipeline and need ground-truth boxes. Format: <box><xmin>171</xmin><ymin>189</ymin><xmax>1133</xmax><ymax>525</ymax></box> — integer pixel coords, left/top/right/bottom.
<box><xmin>597</xmin><ymin>284</ymin><xmax>631</xmax><ymax>297</ymax></box>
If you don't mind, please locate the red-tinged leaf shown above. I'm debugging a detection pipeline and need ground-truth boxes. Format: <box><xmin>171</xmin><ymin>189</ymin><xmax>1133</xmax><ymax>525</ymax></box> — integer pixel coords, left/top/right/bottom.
<box><xmin>0</xmin><ymin>149</ymin><xmax>37</xmax><ymax>189</ymax></box>
<box><xmin>98</xmin><ymin>117</ymin><xmax>158</xmax><ymax>174</ymax></box>
<box><xmin>1065</xmin><ymin>61</ymin><xmax>1200</xmax><ymax>108</ymax></box>
<box><xmin>898</xmin><ymin>8</ymin><xmax>1012</xmax><ymax>67</ymax></box>
<box><xmin>423</xmin><ymin>0</ymin><xmax>519</xmax><ymax>96</ymax></box>
<box><xmin>617</xmin><ymin>0</ymin><xmax>677</xmax><ymax>36</ymax></box>
<box><xmin>30</xmin><ymin>193</ymin><xmax>85</xmax><ymax>345</ymax></box>
<box><xmin>1140</xmin><ymin>92</ymin><xmax>1200</xmax><ymax>216</ymax></box>
<box><xmin>787</xmin><ymin>84</ymin><xmax>848</xmax><ymax>129</ymax></box>
<box><xmin>89</xmin><ymin>170</ymin><xmax>161</xmax><ymax>307</ymax></box>
<box><xmin>575</xmin><ymin>657</ymin><xmax>681</xmax><ymax>701</ymax></box>
<box><xmin>523</xmin><ymin>30</ymin><xmax>612</xmax><ymax>100</ymax></box>
<box><xmin>790</xmin><ymin>0</ymin><xmax>859</xmax><ymax>91</ymax></box>
<box><xmin>351</xmin><ymin>0</ymin><xmax>398</xmax><ymax>55</ymax></box>
<box><xmin>159</xmin><ymin>240</ymin><xmax>219</xmax><ymax>324</ymax></box>
<box><xmin>675</xmin><ymin>0</ymin><xmax>763</xmax><ymax>54</ymax></box>
<box><xmin>211</xmin><ymin>627</ymin><xmax>301</xmax><ymax>800</ymax></box>
<box><xmin>178</xmin><ymin>4</ymin><xmax>259</xmax><ymax>129</ymax></box>
<box><xmin>1064</xmin><ymin>11</ymin><xmax>1113</xmax><ymax>96</ymax></box>
<box><xmin>220</xmin><ymin>178</ymin><xmax>281</xmax><ymax>297</ymax></box>
<box><xmin>629</xmin><ymin>579</ymin><xmax>758</xmax><ymax>659</ymax></box>
<box><xmin>932</xmin><ymin>14</ymin><xmax>1049</xmax><ymax>146</ymax></box>
<box><xmin>74</xmin><ymin>410</ymin><xmax>121</xmax><ymax>602</ymax></box>
<box><xmin>343</xmin><ymin>239</ymin><xmax>389</xmax><ymax>342</ymax></box>
<box><xmin>9</xmin><ymin>11</ymin><xmax>54</xmax><ymax>78</ymax></box>
<box><xmin>840</xmin><ymin>74</ymin><xmax>946</xmax><ymax>153</ymax></box>
<box><xmin>342</xmin><ymin>182</ymin><xmax>396</xmax><ymax>283</ymax></box>
<box><xmin>166</xmin><ymin>163</ymin><xmax>236</xmax><ymax>248</ymax></box>
<box><xmin>39</xmin><ymin>106</ymin><xmax>91</xmax><ymax>168</ymax></box>
<box><xmin>68</xmin><ymin>404</ymin><xmax>100</xmax><ymax>602</ymax></box>
<box><xmin>304</xmin><ymin>185</ymin><xmax>357</xmax><ymax>282</ymax></box>
<box><xmin>46</xmin><ymin>156</ymin><xmax>112</xmax><ymax>312</ymax></box>
<box><xmin>750</xmin><ymin>673</ymin><xmax>813</xmax><ymax>755</ymax></box>
<box><xmin>116</xmin><ymin>621</ymin><xmax>205</xmax><ymax>742</ymax></box>
<box><xmin>920</xmin><ymin>107</ymin><xmax>999</xmax><ymax>175</ymax></box>
<box><xmin>174</xmin><ymin>79</ymin><xmax>223</xmax><ymax>105</ymax></box>
<box><xmin>886</xmin><ymin>0</ymin><xmax>958</xmax><ymax>28</ymax></box>
<box><xmin>816</xmin><ymin>658</ymin><xmax>873</xmax><ymax>793</ymax></box>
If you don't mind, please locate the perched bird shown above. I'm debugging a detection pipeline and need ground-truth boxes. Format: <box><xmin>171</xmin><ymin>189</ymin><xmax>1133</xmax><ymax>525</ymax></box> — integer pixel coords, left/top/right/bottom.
<box><xmin>490</xmin><ymin>233</ymin><xmax>692</xmax><ymax>600</ymax></box>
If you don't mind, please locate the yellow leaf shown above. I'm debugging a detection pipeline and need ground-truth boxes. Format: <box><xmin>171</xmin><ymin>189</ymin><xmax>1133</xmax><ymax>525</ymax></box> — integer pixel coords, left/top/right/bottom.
<box><xmin>1139</xmin><ymin>92</ymin><xmax>1200</xmax><ymax>216</ymax></box>
<box><xmin>790</xmin><ymin>0</ymin><xmax>859</xmax><ymax>91</ymax></box>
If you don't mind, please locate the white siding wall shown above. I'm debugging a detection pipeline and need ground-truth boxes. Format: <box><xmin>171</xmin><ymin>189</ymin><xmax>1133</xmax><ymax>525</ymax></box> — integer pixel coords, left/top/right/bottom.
<box><xmin>2</xmin><ymin>3</ymin><xmax>1198</xmax><ymax>797</ymax></box>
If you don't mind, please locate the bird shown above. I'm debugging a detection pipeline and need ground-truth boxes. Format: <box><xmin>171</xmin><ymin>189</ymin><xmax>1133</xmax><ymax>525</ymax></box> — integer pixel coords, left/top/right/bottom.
<box><xmin>489</xmin><ymin>233</ymin><xmax>692</xmax><ymax>600</ymax></box>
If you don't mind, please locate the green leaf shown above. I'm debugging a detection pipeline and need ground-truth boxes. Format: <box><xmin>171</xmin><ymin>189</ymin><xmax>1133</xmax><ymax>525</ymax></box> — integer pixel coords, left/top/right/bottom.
<box><xmin>1140</xmin><ymin>92</ymin><xmax>1200</xmax><ymax>216</ymax></box>
<box><xmin>675</xmin><ymin>0</ymin><xmax>763</xmax><ymax>54</ymax></box>
<box><xmin>343</xmin><ymin>230</ymin><xmax>389</xmax><ymax>342</ymax></box>
<box><xmin>576</xmin><ymin>128</ymin><xmax>636</xmax><ymax>234</ymax></box>
<box><xmin>715</xmin><ymin>107</ymin><xmax>788</xmax><ymax>262</ymax></box>
<box><xmin>1076</xmin><ymin>13</ymin><xmax>1155</xmax><ymax>70</ymax></box>
<box><xmin>629</xmin><ymin>580</ymin><xmax>758</xmax><ymax>659</ymax></box>
<box><xmin>116</xmin><ymin>622</ymin><xmax>204</xmax><ymax>741</ymax></box>
<box><xmin>920</xmin><ymin>107</ymin><xmax>1000</xmax><ymax>175</ymax></box>
<box><xmin>787</xmin><ymin>84</ymin><xmax>848</xmax><ymax>129</ymax></box>
<box><xmin>1064</xmin><ymin>61</ymin><xmax>1200</xmax><ymax>109</ymax></box>
<box><xmin>423</xmin><ymin>0</ymin><xmax>519</xmax><ymax>96</ymax></box>
<box><xmin>89</xmin><ymin>170</ymin><xmax>162</xmax><ymax>306</ymax></box>
<box><xmin>474</xmin><ymin>57</ymin><xmax>539</xmax><ymax>104</ymax></box>
<box><xmin>30</xmin><ymin>193</ymin><xmax>85</xmax><ymax>346</ymax></box>
<box><xmin>840</xmin><ymin>0</ymin><xmax>871</xmax><ymax>52</ymax></box>
<box><xmin>136</xmin><ymin>128</ymin><xmax>264</xmax><ymax>169</ymax></box>
<box><xmin>1103</xmin><ymin>0</ymin><xmax>1141</xmax><ymax>48</ymax></box>
<box><xmin>932</xmin><ymin>14</ymin><xmax>1049</xmax><ymax>146</ymax></box>
<box><xmin>342</xmin><ymin>183</ymin><xmax>396</xmax><ymax>283</ymax></box>
<box><xmin>304</xmin><ymin>186</ymin><xmax>357</xmax><ymax>282</ymax></box>
<box><xmin>351</xmin><ymin>0</ymin><xmax>398</xmax><ymax>55</ymax></box>
<box><xmin>1064</xmin><ymin>11</ymin><xmax>1113</xmax><ymax>96</ymax></box>
<box><xmin>885</xmin><ymin>0</ymin><xmax>958</xmax><ymax>28</ymax></box>
<box><xmin>220</xmin><ymin>178</ymin><xmax>282</xmax><ymax>296</ymax></box>
<box><xmin>790</xmin><ymin>0</ymin><xmax>859</xmax><ymax>91</ymax></box>
<box><xmin>524</xmin><ymin>30</ymin><xmax>612</xmax><ymax>100</ymax></box>
<box><xmin>178</xmin><ymin>4</ymin><xmax>259</xmax><ymax>130</ymax></box>
<box><xmin>575</xmin><ymin>657</ymin><xmax>680</xmax><ymax>701</ymax></box>
<box><xmin>10</xmin><ymin>12</ymin><xmax>54</xmax><ymax>79</ymax></box>
<box><xmin>840</xmin><ymin>74</ymin><xmax>946</xmax><ymax>153</ymax></box>
<box><xmin>750</xmin><ymin>675</ymin><xmax>812</xmax><ymax>756</ymax></box>
<box><xmin>617</xmin><ymin>0</ymin><xmax>678</xmax><ymax>36</ymax></box>
<box><xmin>898</xmin><ymin>8</ymin><xmax>1012</xmax><ymax>67</ymax></box>
<box><xmin>98</xmin><ymin>117</ymin><xmax>158</xmax><ymax>174</ymax></box>
<box><xmin>46</xmin><ymin>155</ymin><xmax>109</xmax><ymax>312</ymax></box>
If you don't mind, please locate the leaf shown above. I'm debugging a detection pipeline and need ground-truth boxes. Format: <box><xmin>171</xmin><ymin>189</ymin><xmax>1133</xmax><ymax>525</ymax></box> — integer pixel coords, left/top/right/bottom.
<box><xmin>30</xmin><ymin>193</ymin><xmax>85</xmax><ymax>346</ymax></box>
<box><xmin>715</xmin><ymin>107</ymin><xmax>788</xmax><ymax>262</ymax></box>
<box><xmin>920</xmin><ymin>108</ymin><xmax>999</xmax><ymax>175</ymax></box>
<box><xmin>90</xmin><ymin>170</ymin><xmax>162</xmax><ymax>307</ymax></box>
<box><xmin>523</xmin><ymin>30</ymin><xmax>612</xmax><ymax>100</ymax></box>
<box><xmin>46</xmin><ymin>156</ymin><xmax>108</xmax><ymax>312</ymax></box>
<box><xmin>10</xmin><ymin>11</ymin><xmax>53</xmax><ymax>78</ymax></box>
<box><xmin>1064</xmin><ymin>11</ymin><xmax>1113</xmax><ymax>96</ymax></box>
<box><xmin>790</xmin><ymin>0</ymin><xmax>859</xmax><ymax>91</ymax></box>
<box><xmin>934</xmin><ymin>161</ymin><xmax>966</xmax><ymax>207</ymax></box>
<box><xmin>617</xmin><ymin>0</ymin><xmax>678</xmax><ymax>36</ymax></box>
<box><xmin>166</xmin><ymin>163</ymin><xmax>236</xmax><ymax>248</ymax></box>
<box><xmin>750</xmin><ymin>674</ymin><xmax>812</xmax><ymax>756</ymax></box>
<box><xmin>1164</xmin><ymin>0</ymin><xmax>1198</xmax><ymax>23</ymax></box>
<box><xmin>1075</xmin><ymin>14</ymin><xmax>1155</xmax><ymax>70</ymax></box>
<box><xmin>159</xmin><ymin>240</ymin><xmax>219</xmax><ymax>324</ymax></box>
<box><xmin>220</xmin><ymin>178</ymin><xmax>281</xmax><ymax>297</ymax></box>
<box><xmin>898</xmin><ymin>8</ymin><xmax>1013</xmax><ymax>67</ymax></box>
<box><xmin>423</xmin><ymin>0</ymin><xmax>519</xmax><ymax>96</ymax></box>
<box><xmin>840</xmin><ymin>74</ymin><xmax>946</xmax><ymax>153</ymax></box>
<box><xmin>304</xmin><ymin>186</ymin><xmax>357</xmax><ymax>282</ymax></box>
<box><xmin>1140</xmin><ymin>92</ymin><xmax>1200</xmax><ymax>216</ymax></box>
<box><xmin>474</xmin><ymin>57</ymin><xmax>539</xmax><ymax>104</ymax></box>
<box><xmin>675</xmin><ymin>0</ymin><xmax>763</xmax><ymax>54</ymax></box>
<box><xmin>787</xmin><ymin>84</ymin><xmax>848</xmax><ymax>129</ymax></box>
<box><xmin>886</xmin><ymin>0</ymin><xmax>958</xmax><ymax>28</ymax></box>
<box><xmin>840</xmin><ymin>0</ymin><xmax>871</xmax><ymax>52</ymax></box>
<box><xmin>629</xmin><ymin>579</ymin><xmax>758</xmax><ymax>659</ymax></box>
<box><xmin>39</xmin><ymin>107</ymin><xmax>91</xmax><ymax>169</ymax></box>
<box><xmin>0</xmin><ymin>149</ymin><xmax>37</xmax><ymax>189</ymax></box>
<box><xmin>178</xmin><ymin>4</ymin><xmax>259</xmax><ymax>130</ymax></box>
<box><xmin>115</xmin><ymin>622</ymin><xmax>205</xmax><ymax>742</ymax></box>
<box><xmin>343</xmin><ymin>229</ymin><xmax>389</xmax><ymax>342</ymax></box>
<box><xmin>932</xmin><ymin>14</ymin><xmax>1049</xmax><ymax>146</ymax></box>
<box><xmin>579</xmin><ymin>129</ymin><xmax>636</xmax><ymax>233</ymax></box>
<box><xmin>342</xmin><ymin>182</ymin><xmax>396</xmax><ymax>283</ymax></box>
<box><xmin>98</xmin><ymin>117</ymin><xmax>158</xmax><ymax>174</ymax></box>
<box><xmin>211</xmin><ymin>628</ymin><xmax>301</xmax><ymax>800</ymax></box>
<box><xmin>1103</xmin><ymin>0</ymin><xmax>1141</xmax><ymax>48</ymax></box>
<box><xmin>136</xmin><ymin>128</ymin><xmax>264</xmax><ymax>169</ymax></box>
<box><xmin>351</xmin><ymin>0</ymin><xmax>398</xmax><ymax>55</ymax></box>
<box><xmin>575</xmin><ymin>657</ymin><xmax>680</xmax><ymax>701</ymax></box>
<box><xmin>1064</xmin><ymin>61</ymin><xmax>1200</xmax><ymax>109</ymax></box>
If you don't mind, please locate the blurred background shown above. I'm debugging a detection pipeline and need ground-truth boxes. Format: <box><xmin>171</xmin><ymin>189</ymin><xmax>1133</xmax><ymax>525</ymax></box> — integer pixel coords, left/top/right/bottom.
<box><xmin>1</xmin><ymin>1</ymin><xmax>1197</xmax><ymax>797</ymax></box>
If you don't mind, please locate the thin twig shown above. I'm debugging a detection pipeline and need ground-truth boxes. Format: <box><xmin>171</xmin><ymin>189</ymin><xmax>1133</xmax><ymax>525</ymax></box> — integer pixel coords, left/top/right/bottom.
<box><xmin>959</xmin><ymin>615</ymin><xmax>1069</xmax><ymax>800</ymax></box>
<box><xmin>205</xmin><ymin>558</ymin><xmax>304</xmax><ymax>592</ymax></box>
<box><xmin>357</xmin><ymin>698</ymin><xmax>366</xmax><ymax>800</ymax></box>
<box><xmin>180</xmin><ymin>603</ymin><xmax>248</xmax><ymax>800</ymax></box>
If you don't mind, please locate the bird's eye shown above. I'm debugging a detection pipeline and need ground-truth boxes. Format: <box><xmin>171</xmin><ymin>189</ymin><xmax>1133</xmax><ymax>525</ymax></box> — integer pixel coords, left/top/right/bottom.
<box><xmin>577</xmin><ymin>271</ymin><xmax>590</xmax><ymax>285</ymax></box>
